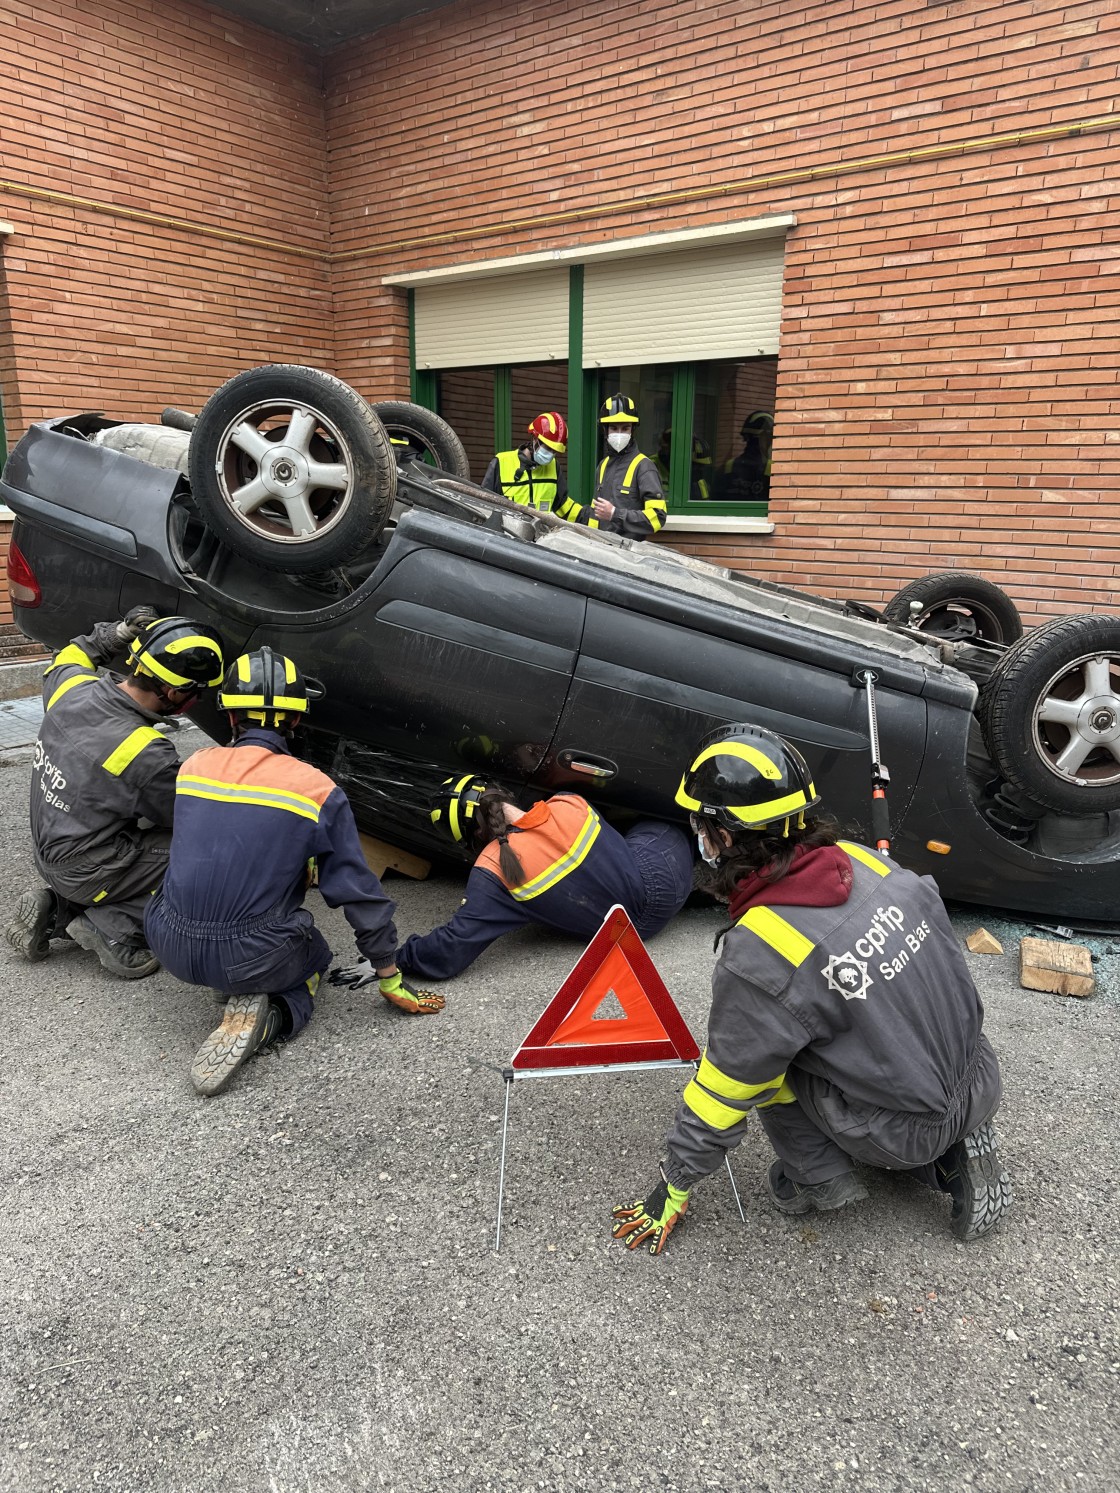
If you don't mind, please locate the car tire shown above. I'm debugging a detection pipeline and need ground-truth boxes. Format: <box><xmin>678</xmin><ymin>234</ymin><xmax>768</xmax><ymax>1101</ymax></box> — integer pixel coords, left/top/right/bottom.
<box><xmin>370</xmin><ymin>401</ymin><xmax>471</xmax><ymax>479</ymax></box>
<box><xmin>188</xmin><ymin>365</ymin><xmax>396</xmax><ymax>574</ymax></box>
<box><xmin>882</xmin><ymin>572</ymin><xmax>1023</xmax><ymax>644</ymax></box>
<box><xmin>979</xmin><ymin>613</ymin><xmax>1120</xmax><ymax>814</ymax></box>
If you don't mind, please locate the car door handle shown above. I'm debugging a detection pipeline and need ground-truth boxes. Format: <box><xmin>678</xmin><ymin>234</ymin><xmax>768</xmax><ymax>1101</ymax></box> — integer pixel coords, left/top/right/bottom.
<box><xmin>557</xmin><ymin>749</ymin><xmax>618</xmax><ymax>780</ymax></box>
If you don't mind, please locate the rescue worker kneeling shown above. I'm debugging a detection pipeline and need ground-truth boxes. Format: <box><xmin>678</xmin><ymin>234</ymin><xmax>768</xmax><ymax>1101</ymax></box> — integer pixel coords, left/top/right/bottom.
<box><xmin>7</xmin><ymin>611</ymin><xmax>225</xmax><ymax>978</ymax></box>
<box><xmin>145</xmin><ymin>647</ymin><xmax>442</xmax><ymax>1097</ymax></box>
<box><xmin>332</xmin><ymin>777</ymin><xmax>693</xmax><ymax>986</ymax></box>
<box><xmin>612</xmin><ymin>724</ymin><xmax>1011</xmax><ymax>1255</ymax></box>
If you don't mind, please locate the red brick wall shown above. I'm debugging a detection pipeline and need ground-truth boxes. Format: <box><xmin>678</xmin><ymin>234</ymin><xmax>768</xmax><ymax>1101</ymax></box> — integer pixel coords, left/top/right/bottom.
<box><xmin>0</xmin><ymin>0</ymin><xmax>333</xmax><ymax>439</ymax></box>
<box><xmin>324</xmin><ymin>0</ymin><xmax>1120</xmax><ymax>623</ymax></box>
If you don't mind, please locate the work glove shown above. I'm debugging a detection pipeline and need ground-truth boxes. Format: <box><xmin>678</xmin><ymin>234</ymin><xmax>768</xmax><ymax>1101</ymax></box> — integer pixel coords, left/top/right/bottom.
<box><xmin>611</xmin><ymin>1170</ymin><xmax>690</xmax><ymax>1255</ymax></box>
<box><xmin>327</xmin><ymin>958</ymin><xmax>378</xmax><ymax>990</ymax></box>
<box><xmin>377</xmin><ymin>970</ymin><xmax>445</xmax><ymax>1016</ymax></box>
<box><xmin>114</xmin><ymin>605</ymin><xmax>160</xmax><ymax>645</ymax></box>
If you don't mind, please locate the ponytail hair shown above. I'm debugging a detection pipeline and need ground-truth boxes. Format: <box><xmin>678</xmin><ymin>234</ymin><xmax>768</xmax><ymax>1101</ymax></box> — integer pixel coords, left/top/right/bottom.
<box><xmin>470</xmin><ymin>787</ymin><xmax>526</xmax><ymax>887</ymax></box>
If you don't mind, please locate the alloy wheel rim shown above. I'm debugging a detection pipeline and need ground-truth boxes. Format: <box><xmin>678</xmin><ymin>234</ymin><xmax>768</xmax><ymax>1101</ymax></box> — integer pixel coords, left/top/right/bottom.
<box><xmin>214</xmin><ymin>400</ymin><xmax>355</xmax><ymax>544</ymax></box>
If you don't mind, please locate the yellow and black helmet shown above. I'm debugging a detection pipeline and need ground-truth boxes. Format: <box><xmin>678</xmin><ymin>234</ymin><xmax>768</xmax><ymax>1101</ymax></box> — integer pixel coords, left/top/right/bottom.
<box><xmin>127</xmin><ymin>616</ymin><xmax>224</xmax><ymax>693</ymax></box>
<box><xmin>600</xmin><ymin>393</ymin><xmax>639</xmax><ymax>425</ymax></box>
<box><xmin>676</xmin><ymin>723</ymin><xmax>820</xmax><ymax>834</ymax></box>
<box><xmin>218</xmin><ymin>646</ymin><xmax>321</xmax><ymax>725</ymax></box>
<box><xmin>430</xmin><ymin>774</ymin><xmax>489</xmax><ymax>843</ymax></box>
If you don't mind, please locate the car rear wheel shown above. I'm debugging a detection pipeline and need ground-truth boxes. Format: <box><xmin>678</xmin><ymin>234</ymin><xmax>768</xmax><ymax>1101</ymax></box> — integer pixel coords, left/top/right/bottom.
<box><xmin>980</xmin><ymin>614</ymin><xmax>1120</xmax><ymax>814</ymax></box>
<box><xmin>883</xmin><ymin>572</ymin><xmax>1023</xmax><ymax>644</ymax></box>
<box><xmin>371</xmin><ymin>400</ymin><xmax>471</xmax><ymax>479</ymax></box>
<box><xmin>188</xmin><ymin>365</ymin><xmax>396</xmax><ymax>574</ymax></box>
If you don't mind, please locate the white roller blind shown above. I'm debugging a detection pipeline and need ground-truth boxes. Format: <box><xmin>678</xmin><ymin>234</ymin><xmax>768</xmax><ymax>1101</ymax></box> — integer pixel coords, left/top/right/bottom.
<box><xmin>583</xmin><ymin>237</ymin><xmax>785</xmax><ymax>366</ymax></box>
<box><xmin>414</xmin><ymin>268</ymin><xmax>568</xmax><ymax>369</ymax></box>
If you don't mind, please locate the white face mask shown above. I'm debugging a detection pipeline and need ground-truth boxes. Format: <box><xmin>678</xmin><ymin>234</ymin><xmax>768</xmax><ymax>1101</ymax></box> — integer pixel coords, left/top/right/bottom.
<box><xmin>533</xmin><ymin>445</ymin><xmax>553</xmax><ymax>467</ymax></box>
<box><xmin>607</xmin><ymin>430</ymin><xmax>630</xmax><ymax>453</ymax></box>
<box><xmin>697</xmin><ymin>831</ymin><xmax>721</xmax><ymax>866</ymax></box>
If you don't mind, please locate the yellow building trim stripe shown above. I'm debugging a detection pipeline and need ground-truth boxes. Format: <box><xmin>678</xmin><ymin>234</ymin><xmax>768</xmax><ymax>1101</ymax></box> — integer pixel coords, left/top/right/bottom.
<box><xmin>510</xmin><ymin>807</ymin><xmax>601</xmax><ymax>901</ymax></box>
<box><xmin>47</xmin><ymin>672</ymin><xmax>98</xmax><ymax>710</ymax></box>
<box><xmin>102</xmin><ymin>727</ymin><xmax>164</xmax><ymax>776</ymax></box>
<box><xmin>738</xmin><ymin>905</ymin><xmax>815</xmax><ymax>966</ymax></box>
<box><xmin>839</xmin><ymin>840</ymin><xmax>891</xmax><ymax>877</ymax></box>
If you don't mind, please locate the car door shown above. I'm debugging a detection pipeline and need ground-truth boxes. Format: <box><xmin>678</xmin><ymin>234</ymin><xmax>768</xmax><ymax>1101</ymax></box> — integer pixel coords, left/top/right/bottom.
<box><xmin>548</xmin><ymin>592</ymin><xmax>933</xmax><ymax>834</ymax></box>
<box><xmin>245</xmin><ymin>534</ymin><xmax>585</xmax><ymax>783</ymax></box>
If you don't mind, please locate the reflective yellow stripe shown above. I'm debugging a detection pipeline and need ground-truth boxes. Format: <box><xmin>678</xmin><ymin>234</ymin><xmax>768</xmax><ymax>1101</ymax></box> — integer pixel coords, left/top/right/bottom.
<box><xmin>47</xmin><ymin>643</ymin><xmax>95</xmax><ymax>673</ymax></box>
<box><xmin>102</xmin><ymin>727</ymin><xmax>163</xmax><ymax>776</ymax></box>
<box><xmin>697</xmin><ymin>1051</ymin><xmax>784</xmax><ymax>1103</ymax></box>
<box><xmin>92</xmin><ymin>889</ymin><xmax>108</xmax><ymax>903</ymax></box>
<box><xmin>447</xmin><ymin>774</ymin><xmax>475</xmax><ymax>843</ymax></box>
<box><xmin>510</xmin><ymin>806</ymin><xmax>601</xmax><ymax>901</ymax></box>
<box><xmin>176</xmin><ymin>774</ymin><xmax>322</xmax><ymax>823</ymax></box>
<box><xmin>683</xmin><ymin>1079</ymin><xmax>752</xmax><ymax>1131</ymax></box>
<box><xmin>619</xmin><ymin>453</ymin><xmax>645</xmax><ymax>496</ymax></box>
<box><xmin>690</xmin><ymin>739</ymin><xmax>783</xmax><ymax>779</ymax></box>
<box><xmin>839</xmin><ymin>840</ymin><xmax>891</xmax><ymax>877</ymax></box>
<box><xmin>756</xmin><ymin>1079</ymin><xmax>797</xmax><ymax>1108</ymax></box>
<box><xmin>643</xmin><ymin>498</ymin><xmax>667</xmax><ymax>532</ymax></box>
<box><xmin>47</xmin><ymin>672</ymin><xmax>98</xmax><ymax>710</ymax></box>
<box><xmin>219</xmin><ymin>692</ymin><xmax>308</xmax><ymax>711</ymax></box>
<box><xmin>738</xmin><ymin>905</ymin><xmax>815</xmax><ymax>967</ymax></box>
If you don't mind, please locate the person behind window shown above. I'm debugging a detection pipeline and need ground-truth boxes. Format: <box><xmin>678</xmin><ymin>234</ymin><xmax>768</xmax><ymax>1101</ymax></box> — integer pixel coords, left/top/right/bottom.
<box><xmin>717</xmin><ymin>409</ymin><xmax>774</xmax><ymax>501</ymax></box>
<box><xmin>480</xmin><ymin>411</ymin><xmax>568</xmax><ymax>512</ymax></box>
<box><xmin>553</xmin><ymin>394</ymin><xmax>666</xmax><ymax>540</ymax></box>
<box><xmin>654</xmin><ymin>430</ymin><xmax>713</xmax><ymax>502</ymax></box>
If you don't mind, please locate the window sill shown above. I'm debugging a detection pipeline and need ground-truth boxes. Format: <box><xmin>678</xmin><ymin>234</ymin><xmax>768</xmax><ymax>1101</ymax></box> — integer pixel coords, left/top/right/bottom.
<box><xmin>663</xmin><ymin>515</ymin><xmax>774</xmax><ymax>535</ymax></box>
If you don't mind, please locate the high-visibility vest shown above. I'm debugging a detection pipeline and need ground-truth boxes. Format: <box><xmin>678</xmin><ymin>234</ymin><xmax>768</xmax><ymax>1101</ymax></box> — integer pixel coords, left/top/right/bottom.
<box><xmin>495</xmin><ymin>449</ymin><xmax>558</xmax><ymax>511</ymax></box>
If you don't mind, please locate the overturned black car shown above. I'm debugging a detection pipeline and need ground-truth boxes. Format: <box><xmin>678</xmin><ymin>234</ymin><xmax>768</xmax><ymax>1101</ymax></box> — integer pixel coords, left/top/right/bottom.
<box><xmin>3</xmin><ymin>364</ymin><xmax>1118</xmax><ymax>920</ymax></box>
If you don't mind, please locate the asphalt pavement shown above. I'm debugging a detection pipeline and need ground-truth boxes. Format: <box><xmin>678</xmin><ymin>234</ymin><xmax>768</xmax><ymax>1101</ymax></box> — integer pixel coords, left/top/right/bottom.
<box><xmin>0</xmin><ymin>731</ymin><xmax>1117</xmax><ymax>1493</ymax></box>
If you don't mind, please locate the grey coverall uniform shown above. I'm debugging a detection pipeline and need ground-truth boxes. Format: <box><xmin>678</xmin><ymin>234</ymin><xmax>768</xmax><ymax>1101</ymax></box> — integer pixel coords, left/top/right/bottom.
<box><xmin>663</xmin><ymin>841</ymin><xmax>1002</xmax><ymax>1190</ymax></box>
<box><xmin>553</xmin><ymin>440</ymin><xmax>667</xmax><ymax>539</ymax></box>
<box><xmin>31</xmin><ymin>624</ymin><xmax>179</xmax><ymax>945</ymax></box>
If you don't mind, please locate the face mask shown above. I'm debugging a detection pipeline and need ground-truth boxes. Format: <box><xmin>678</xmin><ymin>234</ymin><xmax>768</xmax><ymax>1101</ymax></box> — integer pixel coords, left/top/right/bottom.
<box><xmin>698</xmin><ymin>832</ymin><xmax>721</xmax><ymax>866</ymax></box>
<box><xmin>533</xmin><ymin>445</ymin><xmax>553</xmax><ymax>467</ymax></box>
<box><xmin>607</xmin><ymin>430</ymin><xmax>630</xmax><ymax>453</ymax></box>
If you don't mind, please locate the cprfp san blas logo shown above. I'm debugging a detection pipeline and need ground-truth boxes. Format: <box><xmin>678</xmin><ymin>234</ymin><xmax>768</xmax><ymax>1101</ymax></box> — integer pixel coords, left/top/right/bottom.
<box><xmin>822</xmin><ymin>951</ymin><xmax>873</xmax><ymax>1000</ymax></box>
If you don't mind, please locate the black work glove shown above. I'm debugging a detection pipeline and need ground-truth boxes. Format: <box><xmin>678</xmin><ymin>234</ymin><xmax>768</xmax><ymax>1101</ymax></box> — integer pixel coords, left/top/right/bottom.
<box><xmin>114</xmin><ymin>605</ymin><xmax>160</xmax><ymax>645</ymax></box>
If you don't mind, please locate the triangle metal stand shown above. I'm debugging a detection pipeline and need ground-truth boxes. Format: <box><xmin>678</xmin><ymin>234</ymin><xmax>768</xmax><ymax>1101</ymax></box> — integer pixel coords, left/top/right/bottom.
<box><xmin>492</xmin><ymin>1061</ymin><xmax>747</xmax><ymax>1252</ymax></box>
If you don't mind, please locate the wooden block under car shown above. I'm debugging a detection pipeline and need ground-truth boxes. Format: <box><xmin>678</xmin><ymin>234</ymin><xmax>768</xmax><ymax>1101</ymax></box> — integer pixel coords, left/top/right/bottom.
<box><xmin>966</xmin><ymin>927</ymin><xmax>1004</xmax><ymax>955</ymax></box>
<box><xmin>358</xmin><ymin>831</ymin><xmax>431</xmax><ymax>882</ymax></box>
<box><xmin>1018</xmin><ymin>936</ymin><xmax>1094</xmax><ymax>998</ymax></box>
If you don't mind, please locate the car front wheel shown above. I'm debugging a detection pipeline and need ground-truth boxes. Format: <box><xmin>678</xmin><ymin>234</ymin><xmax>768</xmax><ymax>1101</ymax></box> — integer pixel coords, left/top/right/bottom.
<box><xmin>187</xmin><ymin>365</ymin><xmax>396</xmax><ymax>573</ymax></box>
<box><xmin>980</xmin><ymin>614</ymin><xmax>1120</xmax><ymax>814</ymax></box>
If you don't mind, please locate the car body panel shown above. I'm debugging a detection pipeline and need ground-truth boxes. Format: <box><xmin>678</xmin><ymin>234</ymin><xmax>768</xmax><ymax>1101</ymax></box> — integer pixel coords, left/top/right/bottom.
<box><xmin>4</xmin><ymin>416</ymin><xmax>1118</xmax><ymax>920</ymax></box>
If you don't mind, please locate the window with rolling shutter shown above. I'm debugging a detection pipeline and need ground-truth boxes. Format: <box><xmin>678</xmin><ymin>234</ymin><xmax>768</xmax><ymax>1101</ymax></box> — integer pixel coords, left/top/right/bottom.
<box><xmin>582</xmin><ymin>237</ymin><xmax>784</xmax><ymax>368</ymax></box>
<box><xmin>413</xmin><ymin>269</ymin><xmax>568</xmax><ymax>370</ymax></box>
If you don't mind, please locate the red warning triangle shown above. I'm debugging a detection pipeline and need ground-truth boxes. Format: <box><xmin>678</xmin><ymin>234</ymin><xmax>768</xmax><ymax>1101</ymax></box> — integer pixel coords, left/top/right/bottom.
<box><xmin>512</xmin><ymin>905</ymin><xmax>700</xmax><ymax>1071</ymax></box>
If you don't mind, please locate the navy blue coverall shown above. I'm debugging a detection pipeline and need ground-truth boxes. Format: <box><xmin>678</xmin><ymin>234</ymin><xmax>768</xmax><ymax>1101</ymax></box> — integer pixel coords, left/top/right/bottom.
<box><xmin>145</xmin><ymin>728</ymin><xmax>398</xmax><ymax>1034</ymax></box>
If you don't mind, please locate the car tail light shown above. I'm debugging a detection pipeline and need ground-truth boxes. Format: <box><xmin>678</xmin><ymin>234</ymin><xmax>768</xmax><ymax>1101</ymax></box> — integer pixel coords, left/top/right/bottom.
<box><xmin>7</xmin><ymin>538</ymin><xmax>42</xmax><ymax>608</ymax></box>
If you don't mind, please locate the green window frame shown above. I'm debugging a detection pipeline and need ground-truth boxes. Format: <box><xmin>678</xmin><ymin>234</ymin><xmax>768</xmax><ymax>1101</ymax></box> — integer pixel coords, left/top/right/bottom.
<box><xmin>408</xmin><ymin>285</ymin><xmax>772</xmax><ymax>517</ymax></box>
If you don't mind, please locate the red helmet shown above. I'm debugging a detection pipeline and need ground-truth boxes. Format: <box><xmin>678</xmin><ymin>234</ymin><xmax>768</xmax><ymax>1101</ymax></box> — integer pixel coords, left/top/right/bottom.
<box><xmin>527</xmin><ymin>411</ymin><xmax>567</xmax><ymax>454</ymax></box>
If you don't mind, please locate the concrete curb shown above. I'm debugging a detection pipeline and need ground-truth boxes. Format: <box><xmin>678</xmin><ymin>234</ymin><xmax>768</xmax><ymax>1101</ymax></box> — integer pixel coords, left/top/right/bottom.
<box><xmin>0</xmin><ymin>658</ymin><xmax>47</xmax><ymax>702</ymax></box>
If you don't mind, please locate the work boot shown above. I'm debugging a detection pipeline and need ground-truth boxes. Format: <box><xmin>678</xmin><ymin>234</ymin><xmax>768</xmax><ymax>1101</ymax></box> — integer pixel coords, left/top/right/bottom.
<box><xmin>934</xmin><ymin>1121</ymin><xmax>1012</xmax><ymax>1241</ymax></box>
<box><xmin>7</xmin><ymin>887</ymin><xmax>58</xmax><ymax>962</ymax></box>
<box><xmin>190</xmin><ymin>994</ymin><xmax>285</xmax><ymax>1097</ymax></box>
<box><xmin>767</xmin><ymin>1161</ymin><xmax>869</xmax><ymax>1216</ymax></box>
<box><xmin>65</xmin><ymin>914</ymin><xmax>160</xmax><ymax>979</ymax></box>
